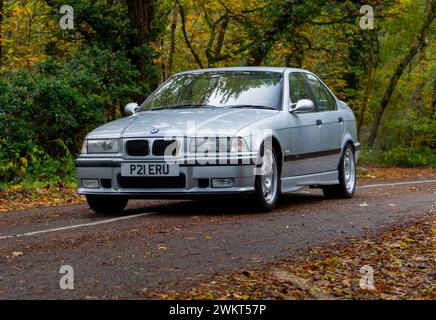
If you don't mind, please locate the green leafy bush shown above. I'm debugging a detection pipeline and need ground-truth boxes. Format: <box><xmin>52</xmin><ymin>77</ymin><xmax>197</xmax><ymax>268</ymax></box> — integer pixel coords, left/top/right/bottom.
<box><xmin>360</xmin><ymin>147</ymin><xmax>436</xmax><ymax>168</ymax></box>
<box><xmin>0</xmin><ymin>49</ymin><xmax>142</xmax><ymax>185</ymax></box>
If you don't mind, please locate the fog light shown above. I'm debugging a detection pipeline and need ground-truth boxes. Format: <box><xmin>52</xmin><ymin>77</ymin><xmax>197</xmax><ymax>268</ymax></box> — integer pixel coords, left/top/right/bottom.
<box><xmin>211</xmin><ymin>178</ymin><xmax>235</xmax><ymax>188</ymax></box>
<box><xmin>82</xmin><ymin>179</ymin><xmax>99</xmax><ymax>188</ymax></box>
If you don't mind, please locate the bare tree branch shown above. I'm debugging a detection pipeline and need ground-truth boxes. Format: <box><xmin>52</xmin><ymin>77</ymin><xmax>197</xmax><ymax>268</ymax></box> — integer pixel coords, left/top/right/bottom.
<box><xmin>178</xmin><ymin>2</ymin><xmax>204</xmax><ymax>68</ymax></box>
<box><xmin>165</xmin><ymin>7</ymin><xmax>178</xmax><ymax>78</ymax></box>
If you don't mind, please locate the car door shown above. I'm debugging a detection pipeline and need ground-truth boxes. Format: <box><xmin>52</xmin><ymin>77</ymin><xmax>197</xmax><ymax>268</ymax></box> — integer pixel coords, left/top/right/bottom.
<box><xmin>282</xmin><ymin>72</ymin><xmax>324</xmax><ymax>178</ymax></box>
<box><xmin>303</xmin><ymin>73</ymin><xmax>343</xmax><ymax>172</ymax></box>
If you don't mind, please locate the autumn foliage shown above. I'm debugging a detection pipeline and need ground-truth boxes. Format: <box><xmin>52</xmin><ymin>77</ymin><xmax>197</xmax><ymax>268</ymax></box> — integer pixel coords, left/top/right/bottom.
<box><xmin>0</xmin><ymin>0</ymin><xmax>435</xmax><ymax>189</ymax></box>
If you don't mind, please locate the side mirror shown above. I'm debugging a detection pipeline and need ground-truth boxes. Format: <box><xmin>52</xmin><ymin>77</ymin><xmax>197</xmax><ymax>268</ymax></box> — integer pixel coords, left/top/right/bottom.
<box><xmin>124</xmin><ymin>102</ymin><xmax>140</xmax><ymax>116</ymax></box>
<box><xmin>289</xmin><ymin>99</ymin><xmax>315</xmax><ymax>114</ymax></box>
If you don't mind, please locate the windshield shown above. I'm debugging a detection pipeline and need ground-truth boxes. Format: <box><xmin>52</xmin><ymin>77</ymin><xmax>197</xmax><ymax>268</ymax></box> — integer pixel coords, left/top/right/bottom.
<box><xmin>142</xmin><ymin>71</ymin><xmax>283</xmax><ymax>111</ymax></box>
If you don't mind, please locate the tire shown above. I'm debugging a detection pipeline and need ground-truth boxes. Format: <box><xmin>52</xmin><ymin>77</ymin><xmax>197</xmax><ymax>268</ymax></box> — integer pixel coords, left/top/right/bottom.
<box><xmin>253</xmin><ymin>146</ymin><xmax>280</xmax><ymax>212</ymax></box>
<box><xmin>86</xmin><ymin>195</ymin><xmax>128</xmax><ymax>213</ymax></box>
<box><xmin>323</xmin><ymin>143</ymin><xmax>356</xmax><ymax>199</ymax></box>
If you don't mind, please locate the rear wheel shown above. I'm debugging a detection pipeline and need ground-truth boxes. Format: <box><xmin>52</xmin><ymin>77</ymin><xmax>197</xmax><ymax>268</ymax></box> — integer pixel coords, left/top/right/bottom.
<box><xmin>323</xmin><ymin>143</ymin><xmax>356</xmax><ymax>199</ymax></box>
<box><xmin>86</xmin><ymin>195</ymin><xmax>128</xmax><ymax>213</ymax></box>
<box><xmin>254</xmin><ymin>147</ymin><xmax>279</xmax><ymax>212</ymax></box>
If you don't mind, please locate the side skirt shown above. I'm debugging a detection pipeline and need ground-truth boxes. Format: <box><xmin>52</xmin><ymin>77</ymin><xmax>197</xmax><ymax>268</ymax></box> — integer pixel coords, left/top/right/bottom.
<box><xmin>281</xmin><ymin>171</ymin><xmax>339</xmax><ymax>193</ymax></box>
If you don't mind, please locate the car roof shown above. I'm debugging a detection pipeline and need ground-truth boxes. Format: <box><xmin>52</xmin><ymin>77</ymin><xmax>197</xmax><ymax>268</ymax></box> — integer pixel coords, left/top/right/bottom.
<box><xmin>174</xmin><ymin>66</ymin><xmax>309</xmax><ymax>76</ymax></box>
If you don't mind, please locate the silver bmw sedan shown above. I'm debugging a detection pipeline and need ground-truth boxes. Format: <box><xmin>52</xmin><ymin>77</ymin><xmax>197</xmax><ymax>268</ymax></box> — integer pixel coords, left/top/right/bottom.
<box><xmin>75</xmin><ymin>67</ymin><xmax>360</xmax><ymax>213</ymax></box>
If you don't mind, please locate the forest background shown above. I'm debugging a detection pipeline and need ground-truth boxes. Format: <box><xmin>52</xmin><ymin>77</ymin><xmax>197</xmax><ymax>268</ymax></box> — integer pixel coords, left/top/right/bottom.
<box><xmin>0</xmin><ymin>0</ymin><xmax>434</xmax><ymax>191</ymax></box>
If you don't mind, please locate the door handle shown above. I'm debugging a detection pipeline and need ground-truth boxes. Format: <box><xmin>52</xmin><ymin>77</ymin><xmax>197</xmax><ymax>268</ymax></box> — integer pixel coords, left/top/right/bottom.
<box><xmin>338</xmin><ymin>117</ymin><xmax>344</xmax><ymax>123</ymax></box>
<box><xmin>316</xmin><ymin>119</ymin><xmax>323</xmax><ymax>126</ymax></box>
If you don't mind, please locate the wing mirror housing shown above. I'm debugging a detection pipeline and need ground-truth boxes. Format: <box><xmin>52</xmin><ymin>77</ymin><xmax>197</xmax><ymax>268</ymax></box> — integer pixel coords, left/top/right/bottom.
<box><xmin>124</xmin><ymin>102</ymin><xmax>140</xmax><ymax>116</ymax></box>
<box><xmin>289</xmin><ymin>99</ymin><xmax>315</xmax><ymax>114</ymax></box>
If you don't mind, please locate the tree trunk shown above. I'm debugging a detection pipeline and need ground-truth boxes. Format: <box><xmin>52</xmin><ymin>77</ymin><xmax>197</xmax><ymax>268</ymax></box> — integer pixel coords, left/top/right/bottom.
<box><xmin>126</xmin><ymin>0</ymin><xmax>160</xmax><ymax>93</ymax></box>
<box><xmin>410</xmin><ymin>81</ymin><xmax>425</xmax><ymax>111</ymax></box>
<box><xmin>165</xmin><ymin>7</ymin><xmax>178</xmax><ymax>78</ymax></box>
<box><xmin>357</xmin><ymin>31</ymin><xmax>378</xmax><ymax>137</ymax></box>
<box><xmin>214</xmin><ymin>16</ymin><xmax>230</xmax><ymax>58</ymax></box>
<box><xmin>247</xmin><ymin>40</ymin><xmax>274</xmax><ymax>66</ymax></box>
<box><xmin>204</xmin><ymin>12</ymin><xmax>216</xmax><ymax>68</ymax></box>
<box><xmin>357</xmin><ymin>73</ymin><xmax>375</xmax><ymax>137</ymax></box>
<box><xmin>367</xmin><ymin>0</ymin><xmax>435</xmax><ymax>147</ymax></box>
<box><xmin>204</xmin><ymin>13</ymin><xmax>230</xmax><ymax>67</ymax></box>
<box><xmin>430</xmin><ymin>80</ymin><xmax>436</xmax><ymax>121</ymax></box>
<box><xmin>178</xmin><ymin>4</ymin><xmax>204</xmax><ymax>68</ymax></box>
<box><xmin>0</xmin><ymin>0</ymin><xmax>3</xmax><ymax>70</ymax></box>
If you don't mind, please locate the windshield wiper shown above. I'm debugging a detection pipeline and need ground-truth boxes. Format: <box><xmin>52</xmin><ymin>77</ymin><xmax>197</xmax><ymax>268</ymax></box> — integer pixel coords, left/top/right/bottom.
<box><xmin>228</xmin><ymin>104</ymin><xmax>277</xmax><ymax>110</ymax></box>
<box><xmin>153</xmin><ymin>104</ymin><xmax>218</xmax><ymax>110</ymax></box>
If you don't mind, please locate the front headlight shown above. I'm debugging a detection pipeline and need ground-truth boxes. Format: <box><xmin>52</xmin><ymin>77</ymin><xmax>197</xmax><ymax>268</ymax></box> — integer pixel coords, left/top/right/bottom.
<box><xmin>189</xmin><ymin>137</ymin><xmax>227</xmax><ymax>153</ymax></box>
<box><xmin>189</xmin><ymin>137</ymin><xmax>248</xmax><ymax>153</ymax></box>
<box><xmin>86</xmin><ymin>139</ymin><xmax>120</xmax><ymax>153</ymax></box>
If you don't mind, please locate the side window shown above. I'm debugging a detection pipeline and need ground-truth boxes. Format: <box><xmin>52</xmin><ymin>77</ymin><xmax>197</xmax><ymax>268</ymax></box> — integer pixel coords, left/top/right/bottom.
<box><xmin>304</xmin><ymin>74</ymin><xmax>336</xmax><ymax>111</ymax></box>
<box><xmin>289</xmin><ymin>72</ymin><xmax>312</xmax><ymax>105</ymax></box>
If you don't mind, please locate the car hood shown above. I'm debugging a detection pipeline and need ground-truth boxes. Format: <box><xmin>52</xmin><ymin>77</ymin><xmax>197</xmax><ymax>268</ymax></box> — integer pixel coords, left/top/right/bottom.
<box><xmin>86</xmin><ymin>108</ymin><xmax>279</xmax><ymax>138</ymax></box>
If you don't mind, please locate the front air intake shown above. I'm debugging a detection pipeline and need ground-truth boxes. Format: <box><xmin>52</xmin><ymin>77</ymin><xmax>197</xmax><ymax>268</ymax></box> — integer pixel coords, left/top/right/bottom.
<box><xmin>152</xmin><ymin>140</ymin><xmax>178</xmax><ymax>156</ymax></box>
<box><xmin>126</xmin><ymin>140</ymin><xmax>149</xmax><ymax>156</ymax></box>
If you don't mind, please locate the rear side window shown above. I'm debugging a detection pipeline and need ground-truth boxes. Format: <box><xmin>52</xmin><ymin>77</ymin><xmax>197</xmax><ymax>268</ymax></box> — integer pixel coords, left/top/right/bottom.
<box><xmin>289</xmin><ymin>72</ymin><xmax>312</xmax><ymax>104</ymax></box>
<box><xmin>304</xmin><ymin>74</ymin><xmax>336</xmax><ymax>111</ymax></box>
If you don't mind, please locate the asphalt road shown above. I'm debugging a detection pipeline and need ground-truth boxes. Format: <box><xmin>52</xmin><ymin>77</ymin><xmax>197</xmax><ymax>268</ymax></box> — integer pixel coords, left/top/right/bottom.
<box><xmin>0</xmin><ymin>179</ymin><xmax>435</xmax><ymax>299</ymax></box>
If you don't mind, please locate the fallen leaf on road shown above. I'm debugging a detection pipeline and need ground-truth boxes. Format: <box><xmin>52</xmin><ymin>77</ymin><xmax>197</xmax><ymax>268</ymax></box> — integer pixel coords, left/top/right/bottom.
<box><xmin>145</xmin><ymin>217</ymin><xmax>435</xmax><ymax>300</ymax></box>
<box><xmin>342</xmin><ymin>277</ymin><xmax>351</xmax><ymax>287</ymax></box>
<box><xmin>272</xmin><ymin>268</ymin><xmax>334</xmax><ymax>300</ymax></box>
<box><xmin>0</xmin><ymin>185</ymin><xmax>84</xmax><ymax>212</ymax></box>
<box><xmin>137</xmin><ymin>288</ymin><xmax>148</xmax><ymax>295</ymax></box>
<box><xmin>11</xmin><ymin>251</ymin><xmax>24</xmax><ymax>257</ymax></box>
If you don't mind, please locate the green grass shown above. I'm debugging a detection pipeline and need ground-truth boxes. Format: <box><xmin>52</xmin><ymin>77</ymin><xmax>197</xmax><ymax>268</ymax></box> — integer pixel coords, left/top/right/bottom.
<box><xmin>359</xmin><ymin>147</ymin><xmax>436</xmax><ymax>168</ymax></box>
<box><xmin>0</xmin><ymin>156</ymin><xmax>77</xmax><ymax>191</ymax></box>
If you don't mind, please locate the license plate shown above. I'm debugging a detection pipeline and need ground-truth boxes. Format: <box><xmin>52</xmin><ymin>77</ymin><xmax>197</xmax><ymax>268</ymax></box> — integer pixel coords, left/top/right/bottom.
<box><xmin>121</xmin><ymin>163</ymin><xmax>179</xmax><ymax>177</ymax></box>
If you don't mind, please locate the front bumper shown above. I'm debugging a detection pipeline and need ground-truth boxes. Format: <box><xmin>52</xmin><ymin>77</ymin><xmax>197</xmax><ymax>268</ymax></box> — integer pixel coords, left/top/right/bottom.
<box><xmin>75</xmin><ymin>156</ymin><xmax>257</xmax><ymax>198</ymax></box>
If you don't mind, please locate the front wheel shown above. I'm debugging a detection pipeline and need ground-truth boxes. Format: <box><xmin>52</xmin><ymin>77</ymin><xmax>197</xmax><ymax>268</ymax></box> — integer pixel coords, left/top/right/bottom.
<box><xmin>323</xmin><ymin>144</ymin><xmax>356</xmax><ymax>199</ymax></box>
<box><xmin>86</xmin><ymin>195</ymin><xmax>128</xmax><ymax>213</ymax></box>
<box><xmin>253</xmin><ymin>147</ymin><xmax>279</xmax><ymax>212</ymax></box>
